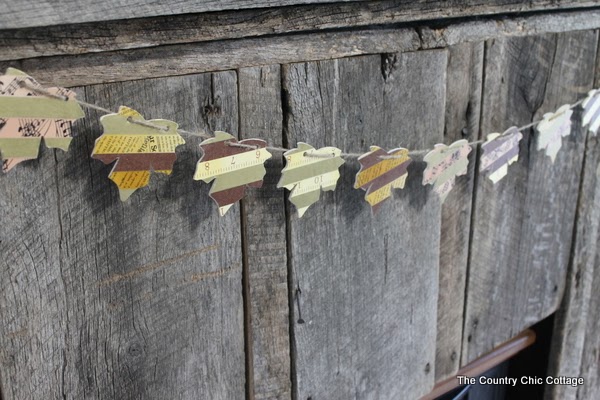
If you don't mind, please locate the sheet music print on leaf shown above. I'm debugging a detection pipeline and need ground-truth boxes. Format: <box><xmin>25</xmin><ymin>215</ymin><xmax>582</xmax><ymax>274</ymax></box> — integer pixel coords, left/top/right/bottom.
<box><xmin>422</xmin><ymin>139</ymin><xmax>471</xmax><ymax>203</ymax></box>
<box><xmin>536</xmin><ymin>104</ymin><xmax>572</xmax><ymax>163</ymax></box>
<box><xmin>92</xmin><ymin>106</ymin><xmax>185</xmax><ymax>201</ymax></box>
<box><xmin>480</xmin><ymin>127</ymin><xmax>523</xmax><ymax>184</ymax></box>
<box><xmin>277</xmin><ymin>143</ymin><xmax>345</xmax><ymax>218</ymax></box>
<box><xmin>0</xmin><ymin>67</ymin><xmax>84</xmax><ymax>172</ymax></box>
<box><xmin>582</xmin><ymin>89</ymin><xmax>600</xmax><ymax>136</ymax></box>
<box><xmin>194</xmin><ymin>131</ymin><xmax>271</xmax><ymax>216</ymax></box>
<box><xmin>354</xmin><ymin>146</ymin><xmax>412</xmax><ymax>213</ymax></box>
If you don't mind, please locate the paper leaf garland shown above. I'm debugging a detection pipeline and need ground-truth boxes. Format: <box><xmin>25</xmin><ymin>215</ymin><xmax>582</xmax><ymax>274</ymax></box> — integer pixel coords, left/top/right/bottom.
<box><xmin>422</xmin><ymin>139</ymin><xmax>471</xmax><ymax>203</ymax></box>
<box><xmin>354</xmin><ymin>146</ymin><xmax>412</xmax><ymax>212</ymax></box>
<box><xmin>582</xmin><ymin>89</ymin><xmax>600</xmax><ymax>136</ymax></box>
<box><xmin>480</xmin><ymin>127</ymin><xmax>523</xmax><ymax>184</ymax></box>
<box><xmin>193</xmin><ymin>131</ymin><xmax>271</xmax><ymax>216</ymax></box>
<box><xmin>0</xmin><ymin>68</ymin><xmax>84</xmax><ymax>172</ymax></box>
<box><xmin>536</xmin><ymin>104</ymin><xmax>572</xmax><ymax>163</ymax></box>
<box><xmin>277</xmin><ymin>143</ymin><xmax>345</xmax><ymax>218</ymax></box>
<box><xmin>92</xmin><ymin>106</ymin><xmax>185</xmax><ymax>201</ymax></box>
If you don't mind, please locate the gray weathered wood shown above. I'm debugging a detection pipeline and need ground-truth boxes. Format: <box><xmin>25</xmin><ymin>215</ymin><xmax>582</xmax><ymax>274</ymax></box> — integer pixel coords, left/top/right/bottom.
<box><xmin>4</xmin><ymin>9</ymin><xmax>600</xmax><ymax>88</ymax></box>
<box><xmin>282</xmin><ymin>50</ymin><xmax>446</xmax><ymax>399</ymax></box>
<box><xmin>435</xmin><ymin>41</ymin><xmax>483</xmax><ymax>381</ymax></box>
<box><xmin>0</xmin><ymin>73</ymin><xmax>246</xmax><ymax>399</ymax></box>
<box><xmin>238</xmin><ymin>66</ymin><xmax>291</xmax><ymax>400</ymax></box>
<box><xmin>544</xmin><ymin>131</ymin><xmax>600</xmax><ymax>400</ymax></box>
<box><xmin>2</xmin><ymin>0</ymin><xmax>598</xmax><ymax>30</ymax></box>
<box><xmin>2</xmin><ymin>4</ymin><xmax>600</xmax><ymax>61</ymax></box>
<box><xmin>544</xmin><ymin>40</ymin><xmax>600</xmax><ymax>400</ymax></box>
<box><xmin>462</xmin><ymin>31</ymin><xmax>598</xmax><ymax>365</ymax></box>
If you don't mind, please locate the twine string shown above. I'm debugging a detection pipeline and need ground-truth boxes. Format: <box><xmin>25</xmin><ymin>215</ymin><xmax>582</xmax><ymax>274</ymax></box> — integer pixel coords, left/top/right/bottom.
<box><xmin>23</xmin><ymin>81</ymin><xmax>587</xmax><ymax>161</ymax></box>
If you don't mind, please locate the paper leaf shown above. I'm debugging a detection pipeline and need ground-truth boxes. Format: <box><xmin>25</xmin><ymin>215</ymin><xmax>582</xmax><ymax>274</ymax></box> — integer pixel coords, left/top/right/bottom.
<box><xmin>536</xmin><ymin>104</ymin><xmax>572</xmax><ymax>163</ymax></box>
<box><xmin>582</xmin><ymin>89</ymin><xmax>600</xmax><ymax>136</ymax></box>
<box><xmin>194</xmin><ymin>131</ymin><xmax>272</xmax><ymax>216</ymax></box>
<box><xmin>277</xmin><ymin>143</ymin><xmax>345</xmax><ymax>218</ymax></box>
<box><xmin>422</xmin><ymin>139</ymin><xmax>471</xmax><ymax>203</ymax></box>
<box><xmin>0</xmin><ymin>68</ymin><xmax>85</xmax><ymax>172</ymax></box>
<box><xmin>92</xmin><ymin>106</ymin><xmax>185</xmax><ymax>201</ymax></box>
<box><xmin>354</xmin><ymin>146</ymin><xmax>412</xmax><ymax>213</ymax></box>
<box><xmin>480</xmin><ymin>127</ymin><xmax>523</xmax><ymax>184</ymax></box>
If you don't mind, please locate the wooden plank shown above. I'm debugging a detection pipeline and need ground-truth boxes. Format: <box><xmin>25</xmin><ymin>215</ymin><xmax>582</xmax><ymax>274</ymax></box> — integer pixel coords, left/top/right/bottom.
<box><xmin>4</xmin><ymin>9</ymin><xmax>600</xmax><ymax>87</ymax></box>
<box><xmin>545</xmin><ymin>126</ymin><xmax>600</xmax><ymax>400</ymax></box>
<box><xmin>2</xmin><ymin>4</ymin><xmax>600</xmax><ymax>61</ymax></box>
<box><xmin>545</xmin><ymin>38</ymin><xmax>600</xmax><ymax>400</ymax></box>
<box><xmin>282</xmin><ymin>50</ymin><xmax>446</xmax><ymax>399</ymax></box>
<box><xmin>0</xmin><ymin>73</ymin><xmax>246</xmax><ymax>399</ymax></box>
<box><xmin>2</xmin><ymin>0</ymin><xmax>598</xmax><ymax>30</ymax></box>
<box><xmin>238</xmin><ymin>65</ymin><xmax>292</xmax><ymax>400</ymax></box>
<box><xmin>435</xmin><ymin>41</ymin><xmax>484</xmax><ymax>381</ymax></box>
<box><xmin>462</xmin><ymin>31</ymin><xmax>598</xmax><ymax>365</ymax></box>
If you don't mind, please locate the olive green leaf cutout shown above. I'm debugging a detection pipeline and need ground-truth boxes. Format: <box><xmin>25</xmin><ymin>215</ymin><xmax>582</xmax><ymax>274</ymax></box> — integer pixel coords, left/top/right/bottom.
<box><xmin>194</xmin><ymin>131</ymin><xmax>272</xmax><ymax>216</ymax></box>
<box><xmin>0</xmin><ymin>68</ymin><xmax>84</xmax><ymax>172</ymax></box>
<box><xmin>536</xmin><ymin>104</ymin><xmax>572</xmax><ymax>163</ymax></box>
<box><xmin>277</xmin><ymin>143</ymin><xmax>345</xmax><ymax>218</ymax></box>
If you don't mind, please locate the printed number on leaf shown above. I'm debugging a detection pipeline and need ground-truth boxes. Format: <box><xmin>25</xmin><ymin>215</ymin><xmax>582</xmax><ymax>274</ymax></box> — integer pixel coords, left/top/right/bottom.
<box><xmin>354</xmin><ymin>146</ymin><xmax>411</xmax><ymax>213</ymax></box>
<box><xmin>480</xmin><ymin>127</ymin><xmax>523</xmax><ymax>184</ymax></box>
<box><xmin>422</xmin><ymin>139</ymin><xmax>471</xmax><ymax>203</ymax></box>
<box><xmin>277</xmin><ymin>143</ymin><xmax>345</xmax><ymax>218</ymax></box>
<box><xmin>582</xmin><ymin>89</ymin><xmax>600</xmax><ymax>136</ymax></box>
<box><xmin>536</xmin><ymin>104</ymin><xmax>572</xmax><ymax>163</ymax></box>
<box><xmin>0</xmin><ymin>68</ymin><xmax>84</xmax><ymax>172</ymax></box>
<box><xmin>194</xmin><ymin>131</ymin><xmax>272</xmax><ymax>216</ymax></box>
<box><xmin>91</xmin><ymin>106</ymin><xmax>185</xmax><ymax>201</ymax></box>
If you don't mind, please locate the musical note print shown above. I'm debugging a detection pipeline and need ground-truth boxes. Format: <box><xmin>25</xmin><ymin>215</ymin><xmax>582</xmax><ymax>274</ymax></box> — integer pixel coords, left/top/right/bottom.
<box><xmin>422</xmin><ymin>139</ymin><xmax>472</xmax><ymax>203</ymax></box>
<box><xmin>0</xmin><ymin>68</ymin><xmax>84</xmax><ymax>172</ymax></box>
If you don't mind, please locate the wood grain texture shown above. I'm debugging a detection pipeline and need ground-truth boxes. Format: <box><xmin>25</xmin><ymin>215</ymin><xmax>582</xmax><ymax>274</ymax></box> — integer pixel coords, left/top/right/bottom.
<box><xmin>282</xmin><ymin>50</ymin><xmax>446</xmax><ymax>399</ymax></box>
<box><xmin>2</xmin><ymin>4</ymin><xmax>600</xmax><ymax>60</ymax></box>
<box><xmin>544</xmin><ymin>132</ymin><xmax>600</xmax><ymax>400</ymax></box>
<box><xmin>0</xmin><ymin>73</ymin><xmax>246</xmax><ymax>399</ymax></box>
<box><xmin>3</xmin><ymin>0</ymin><xmax>599</xmax><ymax>30</ymax></box>
<box><xmin>462</xmin><ymin>31</ymin><xmax>598</xmax><ymax>365</ymax></box>
<box><xmin>545</xmin><ymin>40</ymin><xmax>600</xmax><ymax>400</ymax></box>
<box><xmin>4</xmin><ymin>9</ymin><xmax>600</xmax><ymax>88</ymax></box>
<box><xmin>435</xmin><ymin>41</ymin><xmax>483</xmax><ymax>381</ymax></box>
<box><xmin>238</xmin><ymin>66</ymin><xmax>291</xmax><ymax>400</ymax></box>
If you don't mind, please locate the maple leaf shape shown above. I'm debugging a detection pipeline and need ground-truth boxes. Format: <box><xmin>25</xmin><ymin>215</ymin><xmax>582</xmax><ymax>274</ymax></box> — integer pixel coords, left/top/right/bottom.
<box><xmin>194</xmin><ymin>131</ymin><xmax>272</xmax><ymax>216</ymax></box>
<box><xmin>480</xmin><ymin>127</ymin><xmax>523</xmax><ymax>184</ymax></box>
<box><xmin>91</xmin><ymin>106</ymin><xmax>185</xmax><ymax>201</ymax></box>
<box><xmin>0</xmin><ymin>68</ymin><xmax>84</xmax><ymax>172</ymax></box>
<box><xmin>422</xmin><ymin>139</ymin><xmax>471</xmax><ymax>203</ymax></box>
<box><xmin>354</xmin><ymin>146</ymin><xmax>412</xmax><ymax>213</ymax></box>
<box><xmin>536</xmin><ymin>104</ymin><xmax>572</xmax><ymax>163</ymax></box>
<box><xmin>582</xmin><ymin>89</ymin><xmax>600</xmax><ymax>136</ymax></box>
<box><xmin>277</xmin><ymin>143</ymin><xmax>345</xmax><ymax>218</ymax></box>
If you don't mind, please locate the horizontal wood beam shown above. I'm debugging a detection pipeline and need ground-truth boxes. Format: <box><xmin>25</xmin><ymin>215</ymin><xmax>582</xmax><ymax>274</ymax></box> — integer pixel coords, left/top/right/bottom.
<box><xmin>3</xmin><ymin>9</ymin><xmax>600</xmax><ymax>88</ymax></box>
<box><xmin>421</xmin><ymin>329</ymin><xmax>536</xmax><ymax>400</ymax></box>
<box><xmin>1</xmin><ymin>1</ymin><xmax>600</xmax><ymax>59</ymax></box>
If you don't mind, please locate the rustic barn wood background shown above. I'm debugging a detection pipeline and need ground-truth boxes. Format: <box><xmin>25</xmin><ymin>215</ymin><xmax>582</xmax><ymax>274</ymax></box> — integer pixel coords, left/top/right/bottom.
<box><xmin>1</xmin><ymin>1</ymin><xmax>600</xmax><ymax>399</ymax></box>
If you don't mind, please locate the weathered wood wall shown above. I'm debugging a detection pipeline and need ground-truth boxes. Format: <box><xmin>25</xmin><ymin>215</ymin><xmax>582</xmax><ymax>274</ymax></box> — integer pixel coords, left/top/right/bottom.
<box><xmin>1</xmin><ymin>2</ymin><xmax>600</xmax><ymax>399</ymax></box>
